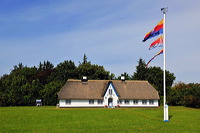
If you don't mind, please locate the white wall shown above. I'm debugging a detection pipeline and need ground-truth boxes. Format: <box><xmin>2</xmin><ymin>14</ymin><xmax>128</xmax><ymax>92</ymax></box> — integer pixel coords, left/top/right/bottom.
<box><xmin>117</xmin><ymin>100</ymin><xmax>159</xmax><ymax>107</ymax></box>
<box><xmin>59</xmin><ymin>99</ymin><xmax>104</xmax><ymax>108</ymax></box>
<box><xmin>59</xmin><ymin>99</ymin><xmax>159</xmax><ymax>108</ymax></box>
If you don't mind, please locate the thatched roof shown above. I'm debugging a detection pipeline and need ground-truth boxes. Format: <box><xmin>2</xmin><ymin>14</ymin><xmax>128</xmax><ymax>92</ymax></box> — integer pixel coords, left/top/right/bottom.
<box><xmin>57</xmin><ymin>79</ymin><xmax>160</xmax><ymax>100</ymax></box>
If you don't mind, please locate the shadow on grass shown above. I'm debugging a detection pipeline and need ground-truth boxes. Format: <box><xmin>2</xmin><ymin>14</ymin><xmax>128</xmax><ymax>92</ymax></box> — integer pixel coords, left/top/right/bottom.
<box><xmin>169</xmin><ymin>115</ymin><xmax>173</xmax><ymax>120</ymax></box>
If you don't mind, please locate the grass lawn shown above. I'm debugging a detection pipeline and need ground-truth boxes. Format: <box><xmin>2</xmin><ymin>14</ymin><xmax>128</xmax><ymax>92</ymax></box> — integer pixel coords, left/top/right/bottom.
<box><xmin>0</xmin><ymin>106</ymin><xmax>199</xmax><ymax>133</ymax></box>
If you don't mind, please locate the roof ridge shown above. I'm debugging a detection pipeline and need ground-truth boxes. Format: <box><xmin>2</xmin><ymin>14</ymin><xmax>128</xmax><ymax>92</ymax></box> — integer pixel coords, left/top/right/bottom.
<box><xmin>67</xmin><ymin>79</ymin><xmax>148</xmax><ymax>82</ymax></box>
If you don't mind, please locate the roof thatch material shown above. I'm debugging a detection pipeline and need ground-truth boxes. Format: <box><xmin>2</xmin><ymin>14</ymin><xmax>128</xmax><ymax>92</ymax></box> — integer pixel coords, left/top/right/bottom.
<box><xmin>57</xmin><ymin>79</ymin><xmax>160</xmax><ymax>100</ymax></box>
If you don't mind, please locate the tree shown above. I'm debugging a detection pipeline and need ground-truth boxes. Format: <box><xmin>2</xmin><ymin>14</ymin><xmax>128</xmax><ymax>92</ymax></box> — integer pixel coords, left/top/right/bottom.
<box><xmin>146</xmin><ymin>66</ymin><xmax>175</xmax><ymax>96</ymax></box>
<box><xmin>13</xmin><ymin>62</ymin><xmax>24</xmax><ymax>72</ymax></box>
<box><xmin>48</xmin><ymin>60</ymin><xmax>76</xmax><ymax>82</ymax></box>
<box><xmin>133</xmin><ymin>58</ymin><xmax>175</xmax><ymax>94</ymax></box>
<box><xmin>183</xmin><ymin>83</ymin><xmax>200</xmax><ymax>108</ymax></box>
<box><xmin>0</xmin><ymin>56</ymin><xmax>114</xmax><ymax>106</ymax></box>
<box><xmin>79</xmin><ymin>54</ymin><xmax>90</xmax><ymax>65</ymax></box>
<box><xmin>76</xmin><ymin>62</ymin><xmax>111</xmax><ymax>80</ymax></box>
<box><xmin>117</xmin><ymin>72</ymin><xmax>132</xmax><ymax>80</ymax></box>
<box><xmin>133</xmin><ymin>58</ymin><xmax>176</xmax><ymax>105</ymax></box>
<box><xmin>40</xmin><ymin>81</ymin><xmax>63</xmax><ymax>106</ymax></box>
<box><xmin>132</xmin><ymin>58</ymin><xmax>148</xmax><ymax>80</ymax></box>
<box><xmin>36</xmin><ymin>60</ymin><xmax>54</xmax><ymax>85</ymax></box>
<box><xmin>38</xmin><ymin>60</ymin><xmax>54</xmax><ymax>71</ymax></box>
<box><xmin>168</xmin><ymin>82</ymin><xmax>200</xmax><ymax>108</ymax></box>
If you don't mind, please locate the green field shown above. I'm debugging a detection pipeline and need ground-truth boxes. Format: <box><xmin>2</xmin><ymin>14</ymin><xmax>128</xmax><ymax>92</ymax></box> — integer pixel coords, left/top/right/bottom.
<box><xmin>0</xmin><ymin>106</ymin><xmax>199</xmax><ymax>133</ymax></box>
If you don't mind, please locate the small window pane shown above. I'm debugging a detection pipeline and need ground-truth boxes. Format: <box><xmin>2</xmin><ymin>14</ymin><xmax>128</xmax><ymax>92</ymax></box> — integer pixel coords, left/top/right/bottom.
<box><xmin>142</xmin><ymin>100</ymin><xmax>147</xmax><ymax>105</ymax></box>
<box><xmin>118</xmin><ymin>100</ymin><xmax>122</xmax><ymax>104</ymax></box>
<box><xmin>149</xmin><ymin>100</ymin><xmax>154</xmax><ymax>105</ymax></box>
<box><xmin>89</xmin><ymin>100</ymin><xmax>94</xmax><ymax>104</ymax></box>
<box><xmin>109</xmin><ymin>89</ymin><xmax>112</xmax><ymax>95</ymax></box>
<box><xmin>133</xmin><ymin>100</ymin><xmax>138</xmax><ymax>104</ymax></box>
<box><xmin>65</xmin><ymin>100</ymin><xmax>71</xmax><ymax>104</ymax></box>
<box><xmin>98</xmin><ymin>100</ymin><xmax>103</xmax><ymax>104</ymax></box>
<box><xmin>125</xmin><ymin>100</ymin><xmax>129</xmax><ymax>104</ymax></box>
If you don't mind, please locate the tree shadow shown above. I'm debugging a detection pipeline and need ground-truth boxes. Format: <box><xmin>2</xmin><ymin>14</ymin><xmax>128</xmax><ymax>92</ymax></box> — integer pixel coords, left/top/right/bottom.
<box><xmin>169</xmin><ymin>115</ymin><xmax>173</xmax><ymax>120</ymax></box>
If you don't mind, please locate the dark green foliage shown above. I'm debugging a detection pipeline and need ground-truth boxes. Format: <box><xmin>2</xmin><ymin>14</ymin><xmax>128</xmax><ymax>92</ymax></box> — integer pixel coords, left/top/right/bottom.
<box><xmin>0</xmin><ymin>55</ymin><xmax>113</xmax><ymax>106</ymax></box>
<box><xmin>40</xmin><ymin>81</ymin><xmax>63</xmax><ymax>106</ymax></box>
<box><xmin>147</xmin><ymin>66</ymin><xmax>175</xmax><ymax>96</ymax></box>
<box><xmin>133</xmin><ymin>58</ymin><xmax>148</xmax><ymax>80</ymax></box>
<box><xmin>133</xmin><ymin>58</ymin><xmax>199</xmax><ymax>108</ymax></box>
<box><xmin>133</xmin><ymin>58</ymin><xmax>176</xmax><ymax>97</ymax></box>
<box><xmin>76</xmin><ymin>62</ymin><xmax>111</xmax><ymax>80</ymax></box>
<box><xmin>1</xmin><ymin>56</ymin><xmax>198</xmax><ymax>108</ymax></box>
<box><xmin>168</xmin><ymin>82</ymin><xmax>200</xmax><ymax>108</ymax></box>
<box><xmin>117</xmin><ymin>72</ymin><xmax>132</xmax><ymax>80</ymax></box>
<box><xmin>48</xmin><ymin>60</ymin><xmax>76</xmax><ymax>82</ymax></box>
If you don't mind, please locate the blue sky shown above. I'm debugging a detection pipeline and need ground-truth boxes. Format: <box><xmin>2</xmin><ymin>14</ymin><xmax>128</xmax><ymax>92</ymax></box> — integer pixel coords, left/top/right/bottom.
<box><xmin>1</xmin><ymin>0</ymin><xmax>200</xmax><ymax>83</ymax></box>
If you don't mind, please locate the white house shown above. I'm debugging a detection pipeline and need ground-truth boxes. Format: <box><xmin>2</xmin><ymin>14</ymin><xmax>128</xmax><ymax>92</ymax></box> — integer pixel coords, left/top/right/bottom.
<box><xmin>57</xmin><ymin>77</ymin><xmax>160</xmax><ymax>108</ymax></box>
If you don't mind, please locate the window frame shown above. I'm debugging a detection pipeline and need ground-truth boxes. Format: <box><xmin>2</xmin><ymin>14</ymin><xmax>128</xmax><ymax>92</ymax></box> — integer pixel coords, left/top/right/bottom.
<box><xmin>65</xmin><ymin>100</ymin><xmax>71</xmax><ymax>105</ymax></box>
<box><xmin>109</xmin><ymin>89</ymin><xmax>112</xmax><ymax>95</ymax></box>
<box><xmin>142</xmin><ymin>100</ymin><xmax>147</xmax><ymax>105</ymax></box>
<box><xmin>149</xmin><ymin>100</ymin><xmax>154</xmax><ymax>105</ymax></box>
<box><xmin>124</xmin><ymin>100</ymin><xmax>130</xmax><ymax>104</ymax></box>
<box><xmin>98</xmin><ymin>100</ymin><xmax>103</xmax><ymax>104</ymax></box>
<box><xmin>118</xmin><ymin>100</ymin><xmax>122</xmax><ymax>104</ymax></box>
<box><xmin>89</xmin><ymin>99</ymin><xmax>94</xmax><ymax>104</ymax></box>
<box><xmin>133</xmin><ymin>100</ymin><xmax>138</xmax><ymax>104</ymax></box>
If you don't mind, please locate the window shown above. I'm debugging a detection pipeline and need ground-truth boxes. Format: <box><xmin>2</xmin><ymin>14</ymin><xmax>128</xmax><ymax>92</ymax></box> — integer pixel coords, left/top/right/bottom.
<box><xmin>65</xmin><ymin>100</ymin><xmax>71</xmax><ymax>104</ymax></box>
<box><xmin>133</xmin><ymin>100</ymin><xmax>138</xmax><ymax>104</ymax></box>
<box><xmin>118</xmin><ymin>100</ymin><xmax>122</xmax><ymax>104</ymax></box>
<box><xmin>98</xmin><ymin>100</ymin><xmax>103</xmax><ymax>104</ymax></box>
<box><xmin>149</xmin><ymin>100</ymin><xmax>154</xmax><ymax>105</ymax></box>
<box><xmin>142</xmin><ymin>100</ymin><xmax>147</xmax><ymax>105</ymax></box>
<box><xmin>89</xmin><ymin>100</ymin><xmax>94</xmax><ymax>104</ymax></box>
<box><xmin>109</xmin><ymin>89</ymin><xmax>112</xmax><ymax>95</ymax></box>
<box><xmin>125</xmin><ymin>100</ymin><xmax>130</xmax><ymax>104</ymax></box>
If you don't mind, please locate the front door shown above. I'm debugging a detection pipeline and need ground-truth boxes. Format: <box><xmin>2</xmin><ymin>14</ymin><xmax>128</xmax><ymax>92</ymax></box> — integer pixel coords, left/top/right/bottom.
<box><xmin>108</xmin><ymin>98</ymin><xmax>113</xmax><ymax>108</ymax></box>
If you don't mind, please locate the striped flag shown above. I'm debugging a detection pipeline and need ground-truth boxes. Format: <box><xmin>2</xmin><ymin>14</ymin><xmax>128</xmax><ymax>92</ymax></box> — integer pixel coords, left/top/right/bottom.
<box><xmin>146</xmin><ymin>49</ymin><xmax>163</xmax><ymax>67</ymax></box>
<box><xmin>143</xmin><ymin>19</ymin><xmax>163</xmax><ymax>42</ymax></box>
<box><xmin>149</xmin><ymin>35</ymin><xmax>163</xmax><ymax>50</ymax></box>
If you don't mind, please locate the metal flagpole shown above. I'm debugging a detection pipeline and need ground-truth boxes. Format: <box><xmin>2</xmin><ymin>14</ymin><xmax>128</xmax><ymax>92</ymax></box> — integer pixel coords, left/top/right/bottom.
<box><xmin>161</xmin><ymin>7</ymin><xmax>169</xmax><ymax>122</ymax></box>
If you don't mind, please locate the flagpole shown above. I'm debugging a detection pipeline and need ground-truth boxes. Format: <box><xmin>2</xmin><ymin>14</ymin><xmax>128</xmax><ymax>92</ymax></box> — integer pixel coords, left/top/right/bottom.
<box><xmin>161</xmin><ymin>7</ymin><xmax>169</xmax><ymax>122</ymax></box>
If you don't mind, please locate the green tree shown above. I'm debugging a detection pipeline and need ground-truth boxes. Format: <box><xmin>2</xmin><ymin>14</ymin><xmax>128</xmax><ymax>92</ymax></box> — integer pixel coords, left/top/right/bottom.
<box><xmin>132</xmin><ymin>58</ymin><xmax>148</xmax><ymax>80</ymax></box>
<box><xmin>76</xmin><ymin>62</ymin><xmax>111</xmax><ymax>80</ymax></box>
<box><xmin>40</xmin><ymin>81</ymin><xmax>63</xmax><ymax>106</ymax></box>
<box><xmin>168</xmin><ymin>82</ymin><xmax>200</xmax><ymax>108</ymax></box>
<box><xmin>75</xmin><ymin>54</ymin><xmax>112</xmax><ymax>80</ymax></box>
<box><xmin>133</xmin><ymin>58</ymin><xmax>176</xmax><ymax>105</ymax></box>
<box><xmin>183</xmin><ymin>83</ymin><xmax>200</xmax><ymax>108</ymax></box>
<box><xmin>0</xmin><ymin>56</ymin><xmax>114</xmax><ymax>106</ymax></box>
<box><xmin>79</xmin><ymin>54</ymin><xmax>90</xmax><ymax>65</ymax></box>
<box><xmin>36</xmin><ymin>61</ymin><xmax>54</xmax><ymax>85</ymax></box>
<box><xmin>146</xmin><ymin>66</ymin><xmax>175</xmax><ymax>95</ymax></box>
<box><xmin>48</xmin><ymin>60</ymin><xmax>76</xmax><ymax>82</ymax></box>
<box><xmin>117</xmin><ymin>72</ymin><xmax>132</xmax><ymax>80</ymax></box>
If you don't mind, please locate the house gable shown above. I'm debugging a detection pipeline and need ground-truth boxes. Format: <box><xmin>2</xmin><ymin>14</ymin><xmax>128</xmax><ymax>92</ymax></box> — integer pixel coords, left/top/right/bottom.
<box><xmin>103</xmin><ymin>81</ymin><xmax>119</xmax><ymax>97</ymax></box>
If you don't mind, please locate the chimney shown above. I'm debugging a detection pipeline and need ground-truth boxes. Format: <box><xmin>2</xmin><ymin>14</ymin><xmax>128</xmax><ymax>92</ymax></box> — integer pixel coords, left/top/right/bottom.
<box><xmin>82</xmin><ymin>76</ymin><xmax>88</xmax><ymax>82</ymax></box>
<box><xmin>121</xmin><ymin>76</ymin><xmax>125</xmax><ymax>81</ymax></box>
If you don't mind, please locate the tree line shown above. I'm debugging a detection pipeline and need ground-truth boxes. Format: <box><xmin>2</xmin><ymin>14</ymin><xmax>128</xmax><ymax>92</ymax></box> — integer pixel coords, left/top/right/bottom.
<box><xmin>0</xmin><ymin>55</ymin><xmax>114</xmax><ymax>106</ymax></box>
<box><xmin>0</xmin><ymin>55</ymin><xmax>199</xmax><ymax>108</ymax></box>
<box><xmin>132</xmin><ymin>59</ymin><xmax>200</xmax><ymax>108</ymax></box>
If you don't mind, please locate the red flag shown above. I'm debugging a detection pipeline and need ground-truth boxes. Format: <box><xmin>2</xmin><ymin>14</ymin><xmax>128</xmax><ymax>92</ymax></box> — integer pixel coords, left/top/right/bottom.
<box><xmin>149</xmin><ymin>35</ymin><xmax>163</xmax><ymax>50</ymax></box>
